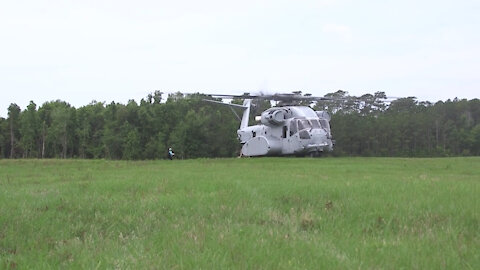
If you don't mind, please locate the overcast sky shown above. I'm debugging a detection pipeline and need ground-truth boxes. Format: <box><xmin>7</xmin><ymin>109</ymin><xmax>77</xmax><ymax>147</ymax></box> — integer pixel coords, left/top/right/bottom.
<box><xmin>1</xmin><ymin>0</ymin><xmax>479</xmax><ymax>117</ymax></box>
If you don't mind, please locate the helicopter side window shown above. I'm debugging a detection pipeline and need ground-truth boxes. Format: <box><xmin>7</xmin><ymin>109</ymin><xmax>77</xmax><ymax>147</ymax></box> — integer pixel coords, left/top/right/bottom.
<box><xmin>299</xmin><ymin>130</ymin><xmax>311</xmax><ymax>139</ymax></box>
<box><xmin>289</xmin><ymin>120</ymin><xmax>297</xmax><ymax>136</ymax></box>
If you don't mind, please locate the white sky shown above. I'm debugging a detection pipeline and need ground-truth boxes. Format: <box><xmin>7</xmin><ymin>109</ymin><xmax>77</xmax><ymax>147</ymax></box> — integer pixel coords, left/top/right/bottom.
<box><xmin>1</xmin><ymin>0</ymin><xmax>479</xmax><ymax>117</ymax></box>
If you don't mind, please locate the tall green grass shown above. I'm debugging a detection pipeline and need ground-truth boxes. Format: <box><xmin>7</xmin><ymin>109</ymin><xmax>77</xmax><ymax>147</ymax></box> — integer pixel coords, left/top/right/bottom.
<box><xmin>1</xmin><ymin>158</ymin><xmax>479</xmax><ymax>269</ymax></box>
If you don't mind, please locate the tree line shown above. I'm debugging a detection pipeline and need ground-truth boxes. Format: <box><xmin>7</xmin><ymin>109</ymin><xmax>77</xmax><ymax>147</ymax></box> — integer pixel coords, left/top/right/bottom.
<box><xmin>315</xmin><ymin>91</ymin><xmax>480</xmax><ymax>157</ymax></box>
<box><xmin>1</xmin><ymin>91</ymin><xmax>479</xmax><ymax>159</ymax></box>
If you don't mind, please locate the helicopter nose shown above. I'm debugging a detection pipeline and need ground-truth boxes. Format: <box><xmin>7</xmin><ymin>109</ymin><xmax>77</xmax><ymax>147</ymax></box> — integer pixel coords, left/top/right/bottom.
<box><xmin>309</xmin><ymin>129</ymin><xmax>329</xmax><ymax>146</ymax></box>
<box><xmin>303</xmin><ymin>129</ymin><xmax>329</xmax><ymax>152</ymax></box>
<box><xmin>310</xmin><ymin>129</ymin><xmax>326</xmax><ymax>141</ymax></box>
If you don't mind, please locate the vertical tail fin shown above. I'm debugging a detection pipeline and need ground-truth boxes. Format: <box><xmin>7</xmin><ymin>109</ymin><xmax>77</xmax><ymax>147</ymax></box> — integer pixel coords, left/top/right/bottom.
<box><xmin>240</xmin><ymin>99</ymin><xmax>251</xmax><ymax>129</ymax></box>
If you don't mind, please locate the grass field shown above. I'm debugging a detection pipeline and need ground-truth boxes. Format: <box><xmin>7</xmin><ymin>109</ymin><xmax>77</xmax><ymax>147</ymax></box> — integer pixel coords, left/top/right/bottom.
<box><xmin>0</xmin><ymin>157</ymin><xmax>479</xmax><ymax>269</ymax></box>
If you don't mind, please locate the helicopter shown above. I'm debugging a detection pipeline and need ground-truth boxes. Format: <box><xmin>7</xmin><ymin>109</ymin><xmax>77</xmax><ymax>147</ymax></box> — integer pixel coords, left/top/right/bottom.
<box><xmin>202</xmin><ymin>93</ymin><xmax>335</xmax><ymax>157</ymax></box>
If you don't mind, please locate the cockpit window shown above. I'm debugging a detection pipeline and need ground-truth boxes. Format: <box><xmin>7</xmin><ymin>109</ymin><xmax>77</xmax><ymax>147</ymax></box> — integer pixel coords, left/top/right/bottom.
<box><xmin>298</xmin><ymin>120</ymin><xmax>311</xmax><ymax>130</ymax></box>
<box><xmin>311</xmin><ymin>119</ymin><xmax>321</xmax><ymax>129</ymax></box>
<box><xmin>290</xmin><ymin>118</ymin><xmax>328</xmax><ymax>136</ymax></box>
<box><xmin>319</xmin><ymin>119</ymin><xmax>330</xmax><ymax>132</ymax></box>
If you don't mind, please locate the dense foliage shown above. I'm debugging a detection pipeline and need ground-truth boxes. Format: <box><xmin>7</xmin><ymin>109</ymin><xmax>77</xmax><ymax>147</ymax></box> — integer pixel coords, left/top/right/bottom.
<box><xmin>0</xmin><ymin>91</ymin><xmax>479</xmax><ymax>159</ymax></box>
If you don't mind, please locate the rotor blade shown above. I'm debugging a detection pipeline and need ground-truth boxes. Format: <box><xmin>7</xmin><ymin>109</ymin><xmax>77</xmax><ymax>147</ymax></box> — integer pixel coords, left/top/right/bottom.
<box><xmin>181</xmin><ymin>91</ymin><xmax>398</xmax><ymax>102</ymax></box>
<box><xmin>208</xmin><ymin>94</ymin><xmax>263</xmax><ymax>99</ymax></box>
<box><xmin>202</xmin><ymin>99</ymin><xmax>249</xmax><ymax>109</ymax></box>
<box><xmin>194</xmin><ymin>92</ymin><xmax>358</xmax><ymax>104</ymax></box>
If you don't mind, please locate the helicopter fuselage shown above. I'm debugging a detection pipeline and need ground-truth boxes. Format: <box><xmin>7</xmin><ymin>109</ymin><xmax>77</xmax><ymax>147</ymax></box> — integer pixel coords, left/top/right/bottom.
<box><xmin>237</xmin><ymin>106</ymin><xmax>334</xmax><ymax>157</ymax></box>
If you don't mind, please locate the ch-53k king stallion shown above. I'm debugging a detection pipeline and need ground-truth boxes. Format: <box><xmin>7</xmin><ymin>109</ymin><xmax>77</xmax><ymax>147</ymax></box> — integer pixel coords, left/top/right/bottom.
<box><xmin>204</xmin><ymin>93</ymin><xmax>335</xmax><ymax>157</ymax></box>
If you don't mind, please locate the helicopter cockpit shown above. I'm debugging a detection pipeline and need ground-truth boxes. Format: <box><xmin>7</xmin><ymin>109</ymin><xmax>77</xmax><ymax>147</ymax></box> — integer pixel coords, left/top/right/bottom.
<box><xmin>289</xmin><ymin>118</ymin><xmax>331</xmax><ymax>138</ymax></box>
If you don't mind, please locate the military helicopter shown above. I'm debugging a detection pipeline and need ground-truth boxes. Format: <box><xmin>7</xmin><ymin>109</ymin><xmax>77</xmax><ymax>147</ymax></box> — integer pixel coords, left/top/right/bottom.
<box><xmin>202</xmin><ymin>93</ymin><xmax>335</xmax><ymax>157</ymax></box>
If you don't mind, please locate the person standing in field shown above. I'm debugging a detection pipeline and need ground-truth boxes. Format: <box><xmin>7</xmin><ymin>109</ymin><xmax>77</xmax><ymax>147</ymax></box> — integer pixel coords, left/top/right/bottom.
<box><xmin>167</xmin><ymin>147</ymin><xmax>175</xmax><ymax>160</ymax></box>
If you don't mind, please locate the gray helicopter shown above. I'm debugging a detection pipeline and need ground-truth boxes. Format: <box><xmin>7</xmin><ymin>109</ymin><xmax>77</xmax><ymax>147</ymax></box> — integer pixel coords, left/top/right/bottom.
<box><xmin>204</xmin><ymin>93</ymin><xmax>335</xmax><ymax>157</ymax></box>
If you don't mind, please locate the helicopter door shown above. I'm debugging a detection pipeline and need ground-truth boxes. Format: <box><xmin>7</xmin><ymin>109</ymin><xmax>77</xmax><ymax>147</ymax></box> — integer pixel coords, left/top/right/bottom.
<box><xmin>282</xmin><ymin>119</ymin><xmax>299</xmax><ymax>154</ymax></box>
<box><xmin>282</xmin><ymin>126</ymin><xmax>287</xmax><ymax>138</ymax></box>
<box><xmin>289</xmin><ymin>120</ymin><xmax>297</xmax><ymax>137</ymax></box>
